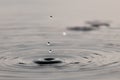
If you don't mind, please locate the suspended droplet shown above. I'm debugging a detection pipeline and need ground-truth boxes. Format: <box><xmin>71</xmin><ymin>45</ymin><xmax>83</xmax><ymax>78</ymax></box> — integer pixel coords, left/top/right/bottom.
<box><xmin>49</xmin><ymin>49</ymin><xmax>54</xmax><ymax>54</ymax></box>
<box><xmin>47</xmin><ymin>42</ymin><xmax>51</xmax><ymax>46</ymax></box>
<box><xmin>62</xmin><ymin>32</ymin><xmax>67</xmax><ymax>36</ymax></box>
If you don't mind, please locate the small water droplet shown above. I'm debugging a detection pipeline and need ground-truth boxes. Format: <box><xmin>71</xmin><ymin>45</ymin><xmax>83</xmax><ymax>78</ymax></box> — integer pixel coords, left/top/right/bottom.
<box><xmin>62</xmin><ymin>32</ymin><xmax>67</xmax><ymax>36</ymax></box>
<box><xmin>47</xmin><ymin>42</ymin><xmax>51</xmax><ymax>46</ymax></box>
<box><xmin>49</xmin><ymin>49</ymin><xmax>54</xmax><ymax>54</ymax></box>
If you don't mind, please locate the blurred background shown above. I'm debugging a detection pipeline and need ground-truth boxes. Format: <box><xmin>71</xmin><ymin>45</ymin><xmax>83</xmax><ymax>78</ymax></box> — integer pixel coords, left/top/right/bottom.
<box><xmin>0</xmin><ymin>0</ymin><xmax>120</xmax><ymax>28</ymax></box>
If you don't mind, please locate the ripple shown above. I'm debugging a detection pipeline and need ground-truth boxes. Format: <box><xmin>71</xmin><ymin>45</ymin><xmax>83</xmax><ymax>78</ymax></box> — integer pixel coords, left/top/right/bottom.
<box><xmin>0</xmin><ymin>49</ymin><xmax>120</xmax><ymax>79</ymax></box>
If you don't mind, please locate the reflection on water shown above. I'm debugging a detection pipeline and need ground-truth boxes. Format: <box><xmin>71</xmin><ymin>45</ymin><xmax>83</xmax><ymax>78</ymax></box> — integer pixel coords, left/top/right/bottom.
<box><xmin>0</xmin><ymin>0</ymin><xmax>120</xmax><ymax>80</ymax></box>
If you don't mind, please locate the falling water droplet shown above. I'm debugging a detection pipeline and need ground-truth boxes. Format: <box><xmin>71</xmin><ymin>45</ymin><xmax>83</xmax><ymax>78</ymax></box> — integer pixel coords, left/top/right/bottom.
<box><xmin>49</xmin><ymin>49</ymin><xmax>54</xmax><ymax>54</ymax></box>
<box><xmin>47</xmin><ymin>42</ymin><xmax>51</xmax><ymax>46</ymax></box>
<box><xmin>62</xmin><ymin>32</ymin><xmax>67</xmax><ymax>36</ymax></box>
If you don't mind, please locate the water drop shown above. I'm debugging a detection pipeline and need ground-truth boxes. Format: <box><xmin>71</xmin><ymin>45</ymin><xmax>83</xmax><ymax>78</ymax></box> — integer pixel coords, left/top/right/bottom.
<box><xmin>49</xmin><ymin>49</ymin><xmax>54</xmax><ymax>54</ymax></box>
<box><xmin>62</xmin><ymin>32</ymin><xmax>67</xmax><ymax>36</ymax></box>
<box><xmin>47</xmin><ymin>42</ymin><xmax>51</xmax><ymax>46</ymax></box>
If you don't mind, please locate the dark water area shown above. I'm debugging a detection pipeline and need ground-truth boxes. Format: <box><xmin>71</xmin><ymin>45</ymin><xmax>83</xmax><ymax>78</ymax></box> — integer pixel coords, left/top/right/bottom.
<box><xmin>0</xmin><ymin>0</ymin><xmax>120</xmax><ymax>80</ymax></box>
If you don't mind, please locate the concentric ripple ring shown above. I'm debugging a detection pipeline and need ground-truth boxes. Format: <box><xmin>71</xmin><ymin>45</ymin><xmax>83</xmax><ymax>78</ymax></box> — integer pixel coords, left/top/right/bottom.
<box><xmin>0</xmin><ymin>48</ymin><xmax>120</xmax><ymax>79</ymax></box>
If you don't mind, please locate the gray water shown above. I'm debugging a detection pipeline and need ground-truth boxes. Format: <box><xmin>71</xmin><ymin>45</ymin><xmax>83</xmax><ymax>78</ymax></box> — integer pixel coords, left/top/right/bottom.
<box><xmin>0</xmin><ymin>0</ymin><xmax>120</xmax><ymax>80</ymax></box>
